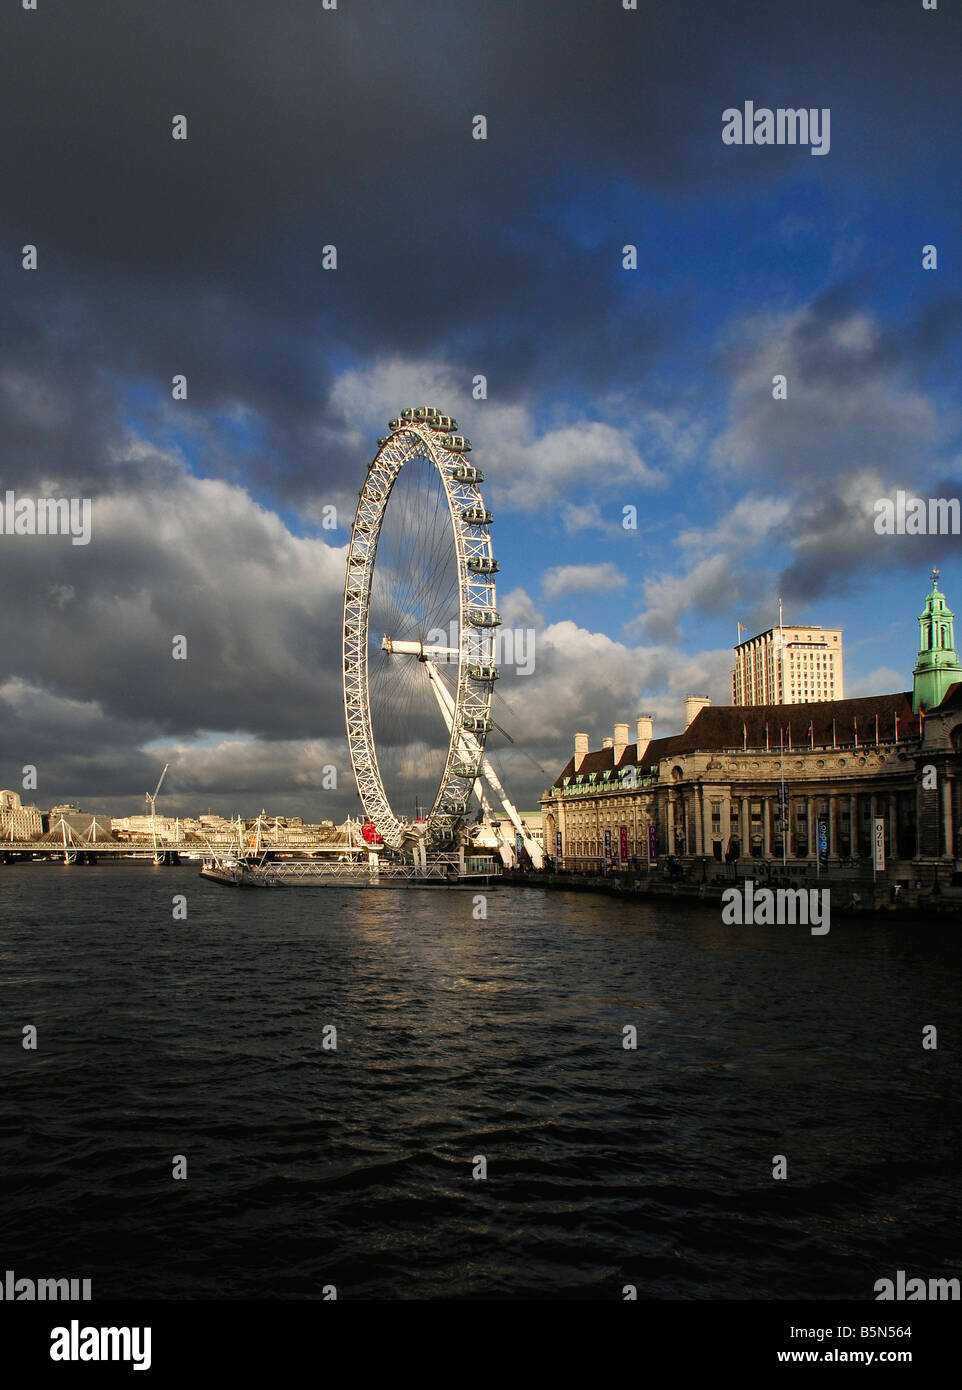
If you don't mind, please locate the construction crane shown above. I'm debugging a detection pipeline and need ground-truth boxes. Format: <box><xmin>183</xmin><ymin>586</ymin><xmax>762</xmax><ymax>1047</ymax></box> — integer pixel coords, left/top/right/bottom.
<box><xmin>146</xmin><ymin>764</ymin><xmax>169</xmax><ymax>819</ymax></box>
<box><xmin>146</xmin><ymin>764</ymin><xmax>169</xmax><ymax>861</ymax></box>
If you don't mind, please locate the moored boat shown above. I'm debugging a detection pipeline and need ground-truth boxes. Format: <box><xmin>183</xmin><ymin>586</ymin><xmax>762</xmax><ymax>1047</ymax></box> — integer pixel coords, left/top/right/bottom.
<box><xmin>199</xmin><ymin>853</ymin><xmax>281</xmax><ymax>889</ymax></box>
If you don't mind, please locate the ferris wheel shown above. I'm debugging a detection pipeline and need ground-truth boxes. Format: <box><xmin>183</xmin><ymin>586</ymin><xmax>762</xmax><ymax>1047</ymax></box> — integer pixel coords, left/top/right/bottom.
<box><xmin>342</xmin><ymin>406</ymin><xmax>503</xmax><ymax>854</ymax></box>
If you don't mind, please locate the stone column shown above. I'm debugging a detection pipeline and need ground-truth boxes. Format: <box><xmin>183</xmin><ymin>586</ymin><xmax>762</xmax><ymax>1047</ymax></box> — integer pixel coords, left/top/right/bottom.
<box><xmin>784</xmin><ymin>796</ymin><xmax>794</xmax><ymax>859</ymax></box>
<box><xmin>693</xmin><ymin>788</ymin><xmax>702</xmax><ymax>857</ymax></box>
<box><xmin>703</xmin><ymin>789</ymin><xmax>714</xmax><ymax>859</ymax></box>
<box><xmin>942</xmin><ymin>776</ymin><xmax>954</xmax><ymax>859</ymax></box>
<box><xmin>849</xmin><ymin>793</ymin><xmax>858</xmax><ymax>858</ymax></box>
<box><xmin>828</xmin><ymin>794</ymin><xmax>837</xmax><ymax>859</ymax></box>
<box><xmin>740</xmin><ymin>796</ymin><xmax>749</xmax><ymax>860</ymax></box>
<box><xmin>888</xmin><ymin>792</ymin><xmax>899</xmax><ymax>860</ymax></box>
<box><xmin>806</xmin><ymin>795</ymin><xmax>814</xmax><ymax>865</ymax></box>
<box><xmin>763</xmin><ymin>797</ymin><xmax>771</xmax><ymax>858</ymax></box>
<box><xmin>666</xmin><ymin>794</ymin><xmax>675</xmax><ymax>855</ymax></box>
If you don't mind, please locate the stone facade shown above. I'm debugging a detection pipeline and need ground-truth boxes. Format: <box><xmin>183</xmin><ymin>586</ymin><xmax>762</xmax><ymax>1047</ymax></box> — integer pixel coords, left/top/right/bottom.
<box><xmin>0</xmin><ymin>789</ymin><xmax>43</xmax><ymax>841</ymax></box>
<box><xmin>542</xmin><ymin>579</ymin><xmax>962</xmax><ymax>884</ymax></box>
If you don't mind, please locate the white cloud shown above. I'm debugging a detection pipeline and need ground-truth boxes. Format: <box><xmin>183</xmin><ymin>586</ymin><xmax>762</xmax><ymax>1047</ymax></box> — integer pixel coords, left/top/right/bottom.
<box><xmin>677</xmin><ymin>493</ymin><xmax>792</xmax><ymax>553</ymax></box>
<box><xmin>324</xmin><ymin>356</ymin><xmax>662</xmax><ymax>514</ymax></box>
<box><xmin>632</xmin><ymin>553</ymin><xmax>739</xmax><ymax>642</ymax></box>
<box><xmin>497</xmin><ymin>586</ymin><xmax>544</xmax><ymax>629</ymax></box>
<box><xmin>847</xmin><ymin>666</ymin><xmax>907</xmax><ymax>697</ymax></box>
<box><xmin>542</xmin><ymin>562</ymin><xmax>626</xmax><ymax>599</ymax></box>
<box><xmin>558</xmin><ymin>499</ymin><xmax>624</xmax><ymax>535</ymax></box>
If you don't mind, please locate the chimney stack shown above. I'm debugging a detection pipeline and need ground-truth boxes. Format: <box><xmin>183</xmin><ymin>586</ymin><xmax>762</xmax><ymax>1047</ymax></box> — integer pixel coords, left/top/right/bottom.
<box><xmin>574</xmin><ymin>732</ymin><xmax>589</xmax><ymax>770</ymax></box>
<box><xmin>613</xmin><ymin>722</ymin><xmax>629</xmax><ymax>761</ymax></box>
<box><xmin>685</xmin><ymin>695</ymin><xmax>710</xmax><ymax>729</ymax></box>
<box><xmin>602</xmin><ymin>736</ymin><xmax>613</xmax><ymax>749</ymax></box>
<box><xmin>636</xmin><ymin>714</ymin><xmax>653</xmax><ymax>760</ymax></box>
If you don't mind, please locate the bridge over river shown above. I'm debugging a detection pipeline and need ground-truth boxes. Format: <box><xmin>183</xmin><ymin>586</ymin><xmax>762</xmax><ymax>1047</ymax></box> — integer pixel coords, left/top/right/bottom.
<box><xmin>0</xmin><ymin>838</ymin><xmax>362</xmax><ymax>862</ymax></box>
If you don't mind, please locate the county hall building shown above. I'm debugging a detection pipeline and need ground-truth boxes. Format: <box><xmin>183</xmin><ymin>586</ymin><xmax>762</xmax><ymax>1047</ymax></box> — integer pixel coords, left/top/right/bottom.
<box><xmin>541</xmin><ymin>575</ymin><xmax>962</xmax><ymax>884</ymax></box>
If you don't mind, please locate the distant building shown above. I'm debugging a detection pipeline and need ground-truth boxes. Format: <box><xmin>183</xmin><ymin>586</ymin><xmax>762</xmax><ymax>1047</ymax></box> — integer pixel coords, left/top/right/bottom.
<box><xmin>732</xmin><ymin>623</ymin><xmax>843</xmax><ymax>705</ymax></box>
<box><xmin>490</xmin><ymin>812</ymin><xmax>543</xmax><ymax>846</ymax></box>
<box><xmin>197</xmin><ymin>814</ymin><xmax>236</xmax><ymax>835</ymax></box>
<box><xmin>44</xmin><ymin>810</ymin><xmax>117</xmax><ymax>844</ymax></box>
<box><xmin>0</xmin><ymin>789</ymin><xmax>43</xmax><ymax>841</ymax></box>
<box><xmin>111</xmin><ymin>814</ymin><xmax>184</xmax><ymax>840</ymax></box>
<box><xmin>542</xmin><ymin>575</ymin><xmax>961</xmax><ymax>882</ymax></box>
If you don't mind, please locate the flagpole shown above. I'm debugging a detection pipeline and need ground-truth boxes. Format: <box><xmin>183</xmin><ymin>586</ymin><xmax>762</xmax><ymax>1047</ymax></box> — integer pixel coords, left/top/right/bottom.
<box><xmin>778</xmin><ymin>728</ymin><xmax>784</xmax><ymax>867</ymax></box>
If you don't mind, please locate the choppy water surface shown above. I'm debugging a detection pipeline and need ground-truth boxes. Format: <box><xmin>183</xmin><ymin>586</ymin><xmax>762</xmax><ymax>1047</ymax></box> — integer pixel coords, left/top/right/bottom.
<box><xmin>0</xmin><ymin>864</ymin><xmax>959</xmax><ymax>1299</ymax></box>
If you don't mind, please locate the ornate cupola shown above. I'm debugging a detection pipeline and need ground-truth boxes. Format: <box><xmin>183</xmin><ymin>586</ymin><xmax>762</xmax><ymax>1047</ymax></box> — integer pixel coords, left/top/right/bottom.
<box><xmin>912</xmin><ymin>568</ymin><xmax>962</xmax><ymax>712</ymax></box>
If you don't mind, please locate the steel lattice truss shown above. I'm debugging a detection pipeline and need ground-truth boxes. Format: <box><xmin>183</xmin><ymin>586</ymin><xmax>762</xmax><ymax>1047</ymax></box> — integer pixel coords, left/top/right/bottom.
<box><xmin>342</xmin><ymin>408</ymin><xmax>498</xmax><ymax>851</ymax></box>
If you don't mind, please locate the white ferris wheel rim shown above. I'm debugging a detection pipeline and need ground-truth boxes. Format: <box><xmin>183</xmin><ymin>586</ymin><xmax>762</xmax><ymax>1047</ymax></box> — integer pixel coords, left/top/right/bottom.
<box><xmin>342</xmin><ymin>409</ymin><xmax>499</xmax><ymax>851</ymax></box>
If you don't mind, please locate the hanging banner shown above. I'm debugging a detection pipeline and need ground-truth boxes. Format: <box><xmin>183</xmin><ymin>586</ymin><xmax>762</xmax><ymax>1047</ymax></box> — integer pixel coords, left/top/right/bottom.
<box><xmin>647</xmin><ymin>823</ymin><xmax>657</xmax><ymax>866</ymax></box>
<box><xmin>604</xmin><ymin>827</ymin><xmax>612</xmax><ymax>865</ymax></box>
<box><xmin>873</xmin><ymin>817</ymin><xmax>885</xmax><ymax>871</ymax></box>
<box><xmin>619</xmin><ymin>825</ymin><xmax>629</xmax><ymax>863</ymax></box>
<box><xmin>515</xmin><ymin>833</ymin><xmax>523</xmax><ymax>859</ymax></box>
<box><xmin>555</xmin><ymin>830</ymin><xmax>562</xmax><ymax>856</ymax></box>
<box><xmin>817</xmin><ymin>816</ymin><xmax>829</xmax><ymax>866</ymax></box>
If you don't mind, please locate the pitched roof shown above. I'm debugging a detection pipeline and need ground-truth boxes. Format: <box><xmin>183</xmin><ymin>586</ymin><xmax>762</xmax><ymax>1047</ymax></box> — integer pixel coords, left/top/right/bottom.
<box><xmin>553</xmin><ymin>735</ymin><xmax>680</xmax><ymax>784</ymax></box>
<box><xmin>549</xmin><ymin>693</ymin><xmax>917</xmax><ymax>786</ymax></box>
<box><xmin>936</xmin><ymin>681</ymin><xmax>962</xmax><ymax>711</ymax></box>
<box><xmin>678</xmin><ymin>692</ymin><xmax>915</xmax><ymax>753</ymax></box>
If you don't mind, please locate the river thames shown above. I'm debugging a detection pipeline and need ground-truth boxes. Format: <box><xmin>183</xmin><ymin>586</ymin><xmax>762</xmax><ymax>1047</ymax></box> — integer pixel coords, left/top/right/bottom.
<box><xmin>1</xmin><ymin>864</ymin><xmax>959</xmax><ymax>1300</ymax></box>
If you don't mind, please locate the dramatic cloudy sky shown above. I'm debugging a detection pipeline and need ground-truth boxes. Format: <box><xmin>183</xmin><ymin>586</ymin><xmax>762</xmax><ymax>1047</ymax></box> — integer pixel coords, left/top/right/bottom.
<box><xmin>0</xmin><ymin>0</ymin><xmax>960</xmax><ymax>820</ymax></box>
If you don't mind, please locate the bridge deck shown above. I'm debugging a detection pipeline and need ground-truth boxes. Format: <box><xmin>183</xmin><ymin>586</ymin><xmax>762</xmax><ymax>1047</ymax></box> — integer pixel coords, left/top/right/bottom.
<box><xmin>1</xmin><ymin>841</ymin><xmax>363</xmax><ymax>855</ymax></box>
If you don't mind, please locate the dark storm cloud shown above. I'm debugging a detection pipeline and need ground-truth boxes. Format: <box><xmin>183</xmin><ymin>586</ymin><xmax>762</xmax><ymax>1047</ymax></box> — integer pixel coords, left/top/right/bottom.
<box><xmin>0</xmin><ymin>453</ymin><xmax>348</xmax><ymax>738</ymax></box>
<box><xmin>2</xmin><ymin>0</ymin><xmax>958</xmax><ymax>476</ymax></box>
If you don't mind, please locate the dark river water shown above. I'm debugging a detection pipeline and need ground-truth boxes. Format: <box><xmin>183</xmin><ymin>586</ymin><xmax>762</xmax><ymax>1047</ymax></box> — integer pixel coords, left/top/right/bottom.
<box><xmin>1</xmin><ymin>863</ymin><xmax>959</xmax><ymax>1300</ymax></box>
